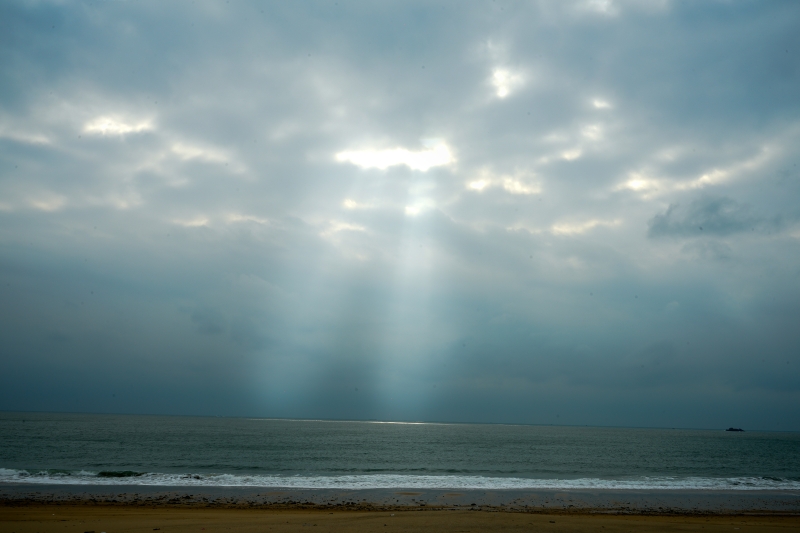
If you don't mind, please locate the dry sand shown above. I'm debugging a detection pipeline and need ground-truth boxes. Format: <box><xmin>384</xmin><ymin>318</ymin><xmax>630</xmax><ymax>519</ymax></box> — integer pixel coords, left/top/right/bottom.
<box><xmin>1</xmin><ymin>505</ymin><xmax>798</xmax><ymax>533</ymax></box>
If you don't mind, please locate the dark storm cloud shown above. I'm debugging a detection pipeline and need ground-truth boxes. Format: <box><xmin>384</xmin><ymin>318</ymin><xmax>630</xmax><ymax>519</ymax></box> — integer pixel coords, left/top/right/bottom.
<box><xmin>1</xmin><ymin>0</ymin><xmax>799</xmax><ymax>429</ymax></box>
<box><xmin>648</xmin><ymin>196</ymin><xmax>781</xmax><ymax>238</ymax></box>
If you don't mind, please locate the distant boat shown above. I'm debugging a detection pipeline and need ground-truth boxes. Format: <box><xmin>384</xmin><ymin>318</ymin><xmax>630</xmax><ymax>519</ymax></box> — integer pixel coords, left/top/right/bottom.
<box><xmin>725</xmin><ymin>427</ymin><xmax>744</xmax><ymax>432</ymax></box>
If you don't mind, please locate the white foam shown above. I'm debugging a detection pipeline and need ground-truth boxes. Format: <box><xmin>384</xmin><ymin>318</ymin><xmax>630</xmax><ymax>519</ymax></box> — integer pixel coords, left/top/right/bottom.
<box><xmin>0</xmin><ymin>469</ymin><xmax>798</xmax><ymax>491</ymax></box>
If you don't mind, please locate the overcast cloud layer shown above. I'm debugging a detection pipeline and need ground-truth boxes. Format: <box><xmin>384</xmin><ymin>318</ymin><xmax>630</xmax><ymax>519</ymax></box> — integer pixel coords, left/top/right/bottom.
<box><xmin>1</xmin><ymin>0</ymin><xmax>799</xmax><ymax>430</ymax></box>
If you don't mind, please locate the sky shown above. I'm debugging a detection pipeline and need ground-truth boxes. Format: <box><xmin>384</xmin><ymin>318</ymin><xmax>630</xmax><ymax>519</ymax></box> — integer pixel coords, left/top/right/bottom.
<box><xmin>1</xmin><ymin>0</ymin><xmax>799</xmax><ymax>430</ymax></box>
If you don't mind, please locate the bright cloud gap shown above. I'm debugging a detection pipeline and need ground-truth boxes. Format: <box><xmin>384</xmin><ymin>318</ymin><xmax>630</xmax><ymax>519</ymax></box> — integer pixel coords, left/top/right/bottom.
<box><xmin>84</xmin><ymin>116</ymin><xmax>153</xmax><ymax>136</ymax></box>
<box><xmin>491</xmin><ymin>68</ymin><xmax>524</xmax><ymax>99</ymax></box>
<box><xmin>335</xmin><ymin>143</ymin><xmax>454</xmax><ymax>172</ymax></box>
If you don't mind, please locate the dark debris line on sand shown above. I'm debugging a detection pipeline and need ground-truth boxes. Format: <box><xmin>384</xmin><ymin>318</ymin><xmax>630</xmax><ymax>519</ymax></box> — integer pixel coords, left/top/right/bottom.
<box><xmin>0</xmin><ymin>486</ymin><xmax>799</xmax><ymax>516</ymax></box>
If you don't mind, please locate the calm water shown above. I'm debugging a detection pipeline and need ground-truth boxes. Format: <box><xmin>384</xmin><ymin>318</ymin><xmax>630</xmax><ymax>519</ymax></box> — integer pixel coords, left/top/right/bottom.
<box><xmin>1</xmin><ymin>412</ymin><xmax>798</xmax><ymax>490</ymax></box>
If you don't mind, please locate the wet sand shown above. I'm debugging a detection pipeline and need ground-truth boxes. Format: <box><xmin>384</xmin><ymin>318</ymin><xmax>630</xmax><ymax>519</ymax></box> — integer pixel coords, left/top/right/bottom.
<box><xmin>1</xmin><ymin>505</ymin><xmax>799</xmax><ymax>533</ymax></box>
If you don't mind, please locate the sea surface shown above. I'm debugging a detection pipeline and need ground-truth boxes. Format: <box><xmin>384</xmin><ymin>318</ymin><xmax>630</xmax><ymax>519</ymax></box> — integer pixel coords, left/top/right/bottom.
<box><xmin>1</xmin><ymin>412</ymin><xmax>798</xmax><ymax>491</ymax></box>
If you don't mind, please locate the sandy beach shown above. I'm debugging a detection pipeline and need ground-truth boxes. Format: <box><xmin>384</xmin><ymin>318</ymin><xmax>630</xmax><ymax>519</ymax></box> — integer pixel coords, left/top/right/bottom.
<box><xmin>2</xmin><ymin>505</ymin><xmax>799</xmax><ymax>533</ymax></box>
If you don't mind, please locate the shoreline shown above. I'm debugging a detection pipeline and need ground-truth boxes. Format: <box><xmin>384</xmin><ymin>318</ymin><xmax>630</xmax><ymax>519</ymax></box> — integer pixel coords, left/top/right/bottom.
<box><xmin>2</xmin><ymin>484</ymin><xmax>799</xmax><ymax>516</ymax></box>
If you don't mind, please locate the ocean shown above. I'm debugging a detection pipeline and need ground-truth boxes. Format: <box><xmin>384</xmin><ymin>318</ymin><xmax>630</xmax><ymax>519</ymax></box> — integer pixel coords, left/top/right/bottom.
<box><xmin>1</xmin><ymin>412</ymin><xmax>798</xmax><ymax>491</ymax></box>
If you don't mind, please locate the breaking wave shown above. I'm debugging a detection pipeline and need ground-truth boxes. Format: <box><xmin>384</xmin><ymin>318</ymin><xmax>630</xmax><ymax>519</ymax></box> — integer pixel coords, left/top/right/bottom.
<box><xmin>1</xmin><ymin>468</ymin><xmax>798</xmax><ymax>490</ymax></box>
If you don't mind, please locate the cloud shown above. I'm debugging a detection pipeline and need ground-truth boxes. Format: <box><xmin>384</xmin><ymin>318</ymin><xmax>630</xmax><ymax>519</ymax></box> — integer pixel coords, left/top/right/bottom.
<box><xmin>680</xmin><ymin>239</ymin><xmax>734</xmax><ymax>262</ymax></box>
<box><xmin>615</xmin><ymin>140</ymin><xmax>786</xmax><ymax>199</ymax></box>
<box><xmin>171</xmin><ymin>143</ymin><xmax>228</xmax><ymax>163</ymax></box>
<box><xmin>191</xmin><ymin>308</ymin><xmax>227</xmax><ymax>336</ymax></box>
<box><xmin>648</xmin><ymin>196</ymin><xmax>777</xmax><ymax>238</ymax></box>
<box><xmin>0</xmin><ymin>130</ymin><xmax>51</xmax><ymax>145</ymax></box>
<box><xmin>577</xmin><ymin>0</ymin><xmax>619</xmax><ymax>16</ymax></box>
<box><xmin>173</xmin><ymin>216</ymin><xmax>210</xmax><ymax>228</ymax></box>
<box><xmin>551</xmin><ymin>218</ymin><xmax>622</xmax><ymax>235</ymax></box>
<box><xmin>1</xmin><ymin>1</ymin><xmax>799</xmax><ymax>428</ymax></box>
<box><xmin>226</xmin><ymin>213</ymin><xmax>269</xmax><ymax>225</ymax></box>
<box><xmin>321</xmin><ymin>221</ymin><xmax>367</xmax><ymax>237</ymax></box>
<box><xmin>466</xmin><ymin>169</ymin><xmax>541</xmax><ymax>195</ymax></box>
